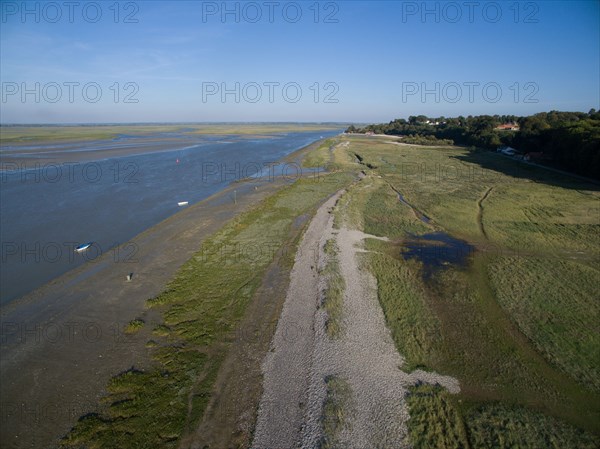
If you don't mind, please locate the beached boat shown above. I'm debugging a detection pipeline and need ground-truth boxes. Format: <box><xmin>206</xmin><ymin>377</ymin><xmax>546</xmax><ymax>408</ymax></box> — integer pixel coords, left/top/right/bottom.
<box><xmin>178</xmin><ymin>201</ymin><xmax>189</xmax><ymax>206</ymax></box>
<box><xmin>75</xmin><ymin>242</ymin><xmax>93</xmax><ymax>252</ymax></box>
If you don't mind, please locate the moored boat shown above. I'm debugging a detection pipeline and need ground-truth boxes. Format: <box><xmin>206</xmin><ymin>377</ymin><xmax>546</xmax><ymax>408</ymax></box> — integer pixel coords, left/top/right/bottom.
<box><xmin>75</xmin><ymin>242</ymin><xmax>93</xmax><ymax>252</ymax></box>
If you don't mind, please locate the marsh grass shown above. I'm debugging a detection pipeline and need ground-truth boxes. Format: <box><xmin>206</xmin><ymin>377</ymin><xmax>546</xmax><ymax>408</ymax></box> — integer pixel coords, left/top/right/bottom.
<box><xmin>303</xmin><ymin>138</ymin><xmax>337</xmax><ymax>168</ymax></box>
<box><xmin>408</xmin><ymin>385</ymin><xmax>600</xmax><ymax>449</ymax></box>
<box><xmin>407</xmin><ymin>384</ymin><xmax>469</xmax><ymax>449</ymax></box>
<box><xmin>464</xmin><ymin>402</ymin><xmax>600</xmax><ymax>449</ymax></box>
<box><xmin>319</xmin><ymin>376</ymin><xmax>353</xmax><ymax>449</ymax></box>
<box><xmin>322</xmin><ymin>239</ymin><xmax>345</xmax><ymax>338</ymax></box>
<box><xmin>487</xmin><ymin>256</ymin><xmax>600</xmax><ymax>390</ymax></box>
<box><xmin>337</xmin><ymin>136</ymin><xmax>600</xmax><ymax>442</ymax></box>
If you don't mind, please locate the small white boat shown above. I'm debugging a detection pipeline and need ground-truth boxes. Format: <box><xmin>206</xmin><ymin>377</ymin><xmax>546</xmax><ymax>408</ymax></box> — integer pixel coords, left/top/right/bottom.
<box><xmin>178</xmin><ymin>201</ymin><xmax>189</xmax><ymax>207</ymax></box>
<box><xmin>75</xmin><ymin>242</ymin><xmax>93</xmax><ymax>252</ymax></box>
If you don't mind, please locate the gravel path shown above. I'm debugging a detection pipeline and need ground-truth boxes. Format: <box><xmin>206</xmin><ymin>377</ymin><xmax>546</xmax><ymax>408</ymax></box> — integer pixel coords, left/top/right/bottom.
<box><xmin>252</xmin><ymin>191</ymin><xmax>342</xmax><ymax>449</ymax></box>
<box><xmin>253</xmin><ymin>187</ymin><xmax>459</xmax><ymax>449</ymax></box>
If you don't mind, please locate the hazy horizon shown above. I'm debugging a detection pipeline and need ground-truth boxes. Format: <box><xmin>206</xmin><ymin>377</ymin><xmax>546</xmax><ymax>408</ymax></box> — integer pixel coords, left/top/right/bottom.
<box><xmin>1</xmin><ymin>1</ymin><xmax>598</xmax><ymax>123</ymax></box>
<box><xmin>0</xmin><ymin>110</ymin><xmax>596</xmax><ymax>127</ymax></box>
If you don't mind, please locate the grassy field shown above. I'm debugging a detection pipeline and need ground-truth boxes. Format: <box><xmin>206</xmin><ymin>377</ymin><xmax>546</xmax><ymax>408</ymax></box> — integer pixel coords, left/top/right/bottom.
<box><xmin>332</xmin><ymin>135</ymin><xmax>600</xmax><ymax>446</ymax></box>
<box><xmin>0</xmin><ymin>123</ymin><xmax>343</xmax><ymax>144</ymax></box>
<box><xmin>60</xmin><ymin>169</ymin><xmax>353</xmax><ymax>448</ymax></box>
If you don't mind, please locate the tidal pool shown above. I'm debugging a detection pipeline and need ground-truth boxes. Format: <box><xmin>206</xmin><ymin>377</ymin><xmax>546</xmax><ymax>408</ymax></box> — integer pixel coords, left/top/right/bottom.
<box><xmin>401</xmin><ymin>231</ymin><xmax>475</xmax><ymax>280</ymax></box>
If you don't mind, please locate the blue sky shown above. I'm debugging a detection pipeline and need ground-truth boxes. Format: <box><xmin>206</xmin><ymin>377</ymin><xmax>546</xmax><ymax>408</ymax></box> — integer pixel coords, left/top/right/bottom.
<box><xmin>1</xmin><ymin>0</ymin><xmax>598</xmax><ymax>123</ymax></box>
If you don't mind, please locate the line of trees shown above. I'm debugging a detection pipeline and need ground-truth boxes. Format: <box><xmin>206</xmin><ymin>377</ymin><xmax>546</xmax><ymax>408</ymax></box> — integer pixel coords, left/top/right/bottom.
<box><xmin>347</xmin><ymin>110</ymin><xmax>600</xmax><ymax>179</ymax></box>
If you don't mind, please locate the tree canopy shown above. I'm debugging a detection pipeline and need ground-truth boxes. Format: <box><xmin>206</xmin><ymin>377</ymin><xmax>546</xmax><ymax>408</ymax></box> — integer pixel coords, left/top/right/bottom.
<box><xmin>347</xmin><ymin>111</ymin><xmax>600</xmax><ymax>180</ymax></box>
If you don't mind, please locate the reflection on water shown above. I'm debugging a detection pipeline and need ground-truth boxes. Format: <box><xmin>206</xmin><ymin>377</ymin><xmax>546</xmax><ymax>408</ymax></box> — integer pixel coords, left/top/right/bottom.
<box><xmin>401</xmin><ymin>231</ymin><xmax>475</xmax><ymax>280</ymax></box>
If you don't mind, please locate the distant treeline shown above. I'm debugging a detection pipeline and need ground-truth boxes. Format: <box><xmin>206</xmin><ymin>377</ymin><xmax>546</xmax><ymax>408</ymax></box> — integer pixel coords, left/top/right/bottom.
<box><xmin>347</xmin><ymin>110</ymin><xmax>600</xmax><ymax>180</ymax></box>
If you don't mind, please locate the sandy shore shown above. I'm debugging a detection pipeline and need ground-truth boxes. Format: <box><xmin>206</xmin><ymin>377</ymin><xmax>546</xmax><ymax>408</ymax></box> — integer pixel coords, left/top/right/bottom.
<box><xmin>0</xmin><ymin>177</ymin><xmax>287</xmax><ymax>449</ymax></box>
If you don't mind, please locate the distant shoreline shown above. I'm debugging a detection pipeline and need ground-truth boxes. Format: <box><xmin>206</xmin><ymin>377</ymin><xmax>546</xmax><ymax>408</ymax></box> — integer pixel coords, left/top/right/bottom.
<box><xmin>0</xmin><ymin>123</ymin><xmax>347</xmax><ymax>147</ymax></box>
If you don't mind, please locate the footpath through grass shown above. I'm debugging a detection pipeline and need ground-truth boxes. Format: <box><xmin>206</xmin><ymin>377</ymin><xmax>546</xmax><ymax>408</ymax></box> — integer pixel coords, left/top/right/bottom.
<box><xmin>60</xmin><ymin>170</ymin><xmax>353</xmax><ymax>449</ymax></box>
